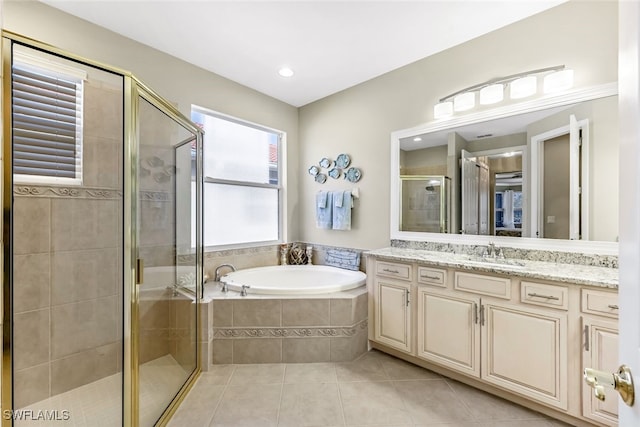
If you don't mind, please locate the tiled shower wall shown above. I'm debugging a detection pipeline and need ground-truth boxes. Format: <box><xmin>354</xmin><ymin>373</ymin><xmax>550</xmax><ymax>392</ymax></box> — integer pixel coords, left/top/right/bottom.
<box><xmin>12</xmin><ymin>80</ymin><xmax>124</xmax><ymax>408</ymax></box>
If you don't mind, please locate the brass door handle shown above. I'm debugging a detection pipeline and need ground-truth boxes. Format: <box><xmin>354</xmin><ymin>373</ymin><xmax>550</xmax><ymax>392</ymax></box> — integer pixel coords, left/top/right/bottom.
<box><xmin>584</xmin><ymin>365</ymin><xmax>635</xmax><ymax>406</ymax></box>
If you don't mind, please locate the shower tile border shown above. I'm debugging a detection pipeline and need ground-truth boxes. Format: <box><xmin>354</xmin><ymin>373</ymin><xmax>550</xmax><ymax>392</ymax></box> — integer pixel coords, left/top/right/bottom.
<box><xmin>13</xmin><ymin>184</ymin><xmax>172</xmax><ymax>202</ymax></box>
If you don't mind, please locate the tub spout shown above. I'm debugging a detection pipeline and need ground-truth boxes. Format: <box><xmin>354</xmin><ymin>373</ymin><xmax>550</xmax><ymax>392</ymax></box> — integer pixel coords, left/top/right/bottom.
<box><xmin>215</xmin><ymin>263</ymin><xmax>236</xmax><ymax>281</ymax></box>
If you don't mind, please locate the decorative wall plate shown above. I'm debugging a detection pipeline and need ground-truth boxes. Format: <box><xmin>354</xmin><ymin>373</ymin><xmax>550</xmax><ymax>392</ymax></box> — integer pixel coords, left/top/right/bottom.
<box><xmin>308</xmin><ymin>165</ymin><xmax>319</xmax><ymax>176</ymax></box>
<box><xmin>344</xmin><ymin>167</ymin><xmax>362</xmax><ymax>183</ymax></box>
<box><xmin>336</xmin><ymin>153</ymin><xmax>351</xmax><ymax>169</ymax></box>
<box><xmin>328</xmin><ymin>168</ymin><xmax>341</xmax><ymax>179</ymax></box>
<box><xmin>319</xmin><ymin>157</ymin><xmax>332</xmax><ymax>168</ymax></box>
<box><xmin>315</xmin><ymin>173</ymin><xmax>327</xmax><ymax>184</ymax></box>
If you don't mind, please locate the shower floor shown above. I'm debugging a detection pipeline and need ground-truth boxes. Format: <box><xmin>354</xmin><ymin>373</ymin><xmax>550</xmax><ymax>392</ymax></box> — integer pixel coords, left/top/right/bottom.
<box><xmin>16</xmin><ymin>354</ymin><xmax>190</xmax><ymax>427</ymax></box>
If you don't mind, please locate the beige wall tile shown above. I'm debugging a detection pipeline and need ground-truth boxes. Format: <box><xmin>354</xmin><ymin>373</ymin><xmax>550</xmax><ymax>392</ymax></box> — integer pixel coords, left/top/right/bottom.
<box><xmin>13</xmin><ymin>197</ymin><xmax>50</xmax><ymax>255</ymax></box>
<box><xmin>199</xmin><ymin>341</ymin><xmax>211</xmax><ymax>371</ymax></box>
<box><xmin>50</xmin><ymin>343</ymin><xmax>120</xmax><ymax>396</ymax></box>
<box><xmin>13</xmin><ymin>253</ymin><xmax>50</xmax><ymax>313</ymax></box>
<box><xmin>330</xmin><ymin>329</ymin><xmax>367</xmax><ymax>362</ymax></box>
<box><xmin>139</xmin><ymin>294</ymin><xmax>170</xmax><ymax>329</ymax></box>
<box><xmin>212</xmin><ymin>300</ymin><xmax>232</xmax><ymax>327</ymax></box>
<box><xmin>355</xmin><ymin>292</ymin><xmax>368</xmax><ymax>323</ymax></box>
<box><xmin>330</xmin><ymin>298</ymin><xmax>354</xmax><ymax>326</ymax></box>
<box><xmin>233</xmin><ymin>339</ymin><xmax>282</xmax><ymax>364</ymax></box>
<box><xmin>51</xmin><ymin>199</ymin><xmax>118</xmax><ymax>251</ymax></box>
<box><xmin>282</xmin><ymin>299</ymin><xmax>330</xmax><ymax>327</ymax></box>
<box><xmin>83</xmin><ymin>136</ymin><xmax>122</xmax><ymax>189</ymax></box>
<box><xmin>14</xmin><ymin>309</ymin><xmax>50</xmax><ymax>370</ymax></box>
<box><xmin>282</xmin><ymin>338</ymin><xmax>330</xmax><ymax>363</ymax></box>
<box><xmin>199</xmin><ymin>301</ymin><xmax>212</xmax><ymax>342</ymax></box>
<box><xmin>51</xmin><ymin>296</ymin><xmax>118</xmax><ymax>359</ymax></box>
<box><xmin>84</xmin><ymin>83</ymin><xmax>123</xmax><ymax>141</ymax></box>
<box><xmin>139</xmin><ymin>334</ymin><xmax>171</xmax><ymax>364</ymax></box>
<box><xmin>211</xmin><ymin>339</ymin><xmax>233</xmax><ymax>365</ymax></box>
<box><xmin>233</xmin><ymin>299</ymin><xmax>281</xmax><ymax>327</ymax></box>
<box><xmin>51</xmin><ymin>248</ymin><xmax>118</xmax><ymax>305</ymax></box>
<box><xmin>14</xmin><ymin>363</ymin><xmax>50</xmax><ymax>409</ymax></box>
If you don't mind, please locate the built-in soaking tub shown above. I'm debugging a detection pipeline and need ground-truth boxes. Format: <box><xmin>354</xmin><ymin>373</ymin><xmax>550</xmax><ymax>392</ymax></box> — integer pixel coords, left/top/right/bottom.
<box><xmin>202</xmin><ymin>264</ymin><xmax>369</xmax><ymax>365</ymax></box>
<box><xmin>219</xmin><ymin>264</ymin><xmax>366</xmax><ymax>295</ymax></box>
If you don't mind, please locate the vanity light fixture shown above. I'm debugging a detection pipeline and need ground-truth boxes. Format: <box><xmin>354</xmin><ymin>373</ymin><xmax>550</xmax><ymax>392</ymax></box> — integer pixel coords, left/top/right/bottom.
<box><xmin>510</xmin><ymin>75</ymin><xmax>537</xmax><ymax>99</ymax></box>
<box><xmin>479</xmin><ymin>83</ymin><xmax>504</xmax><ymax>105</ymax></box>
<box><xmin>453</xmin><ymin>92</ymin><xmax>475</xmax><ymax>112</ymax></box>
<box><xmin>543</xmin><ymin>68</ymin><xmax>574</xmax><ymax>93</ymax></box>
<box><xmin>434</xmin><ymin>65</ymin><xmax>573</xmax><ymax>119</ymax></box>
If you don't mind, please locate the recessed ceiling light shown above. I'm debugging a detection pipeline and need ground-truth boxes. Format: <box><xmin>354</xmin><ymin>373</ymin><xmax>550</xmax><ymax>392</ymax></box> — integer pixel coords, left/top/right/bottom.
<box><xmin>278</xmin><ymin>67</ymin><xmax>294</xmax><ymax>78</ymax></box>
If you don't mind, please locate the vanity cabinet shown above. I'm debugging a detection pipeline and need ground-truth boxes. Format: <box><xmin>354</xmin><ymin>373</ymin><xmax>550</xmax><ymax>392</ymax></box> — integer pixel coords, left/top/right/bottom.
<box><xmin>581</xmin><ymin>289</ymin><xmax>619</xmax><ymax>427</ymax></box>
<box><xmin>417</xmin><ymin>288</ymin><xmax>480</xmax><ymax>377</ymax></box>
<box><xmin>482</xmin><ymin>299</ymin><xmax>567</xmax><ymax>410</ymax></box>
<box><xmin>373</xmin><ymin>261</ymin><xmax>412</xmax><ymax>353</ymax></box>
<box><xmin>418</xmin><ymin>276</ymin><xmax>568</xmax><ymax>410</ymax></box>
<box><xmin>367</xmin><ymin>253</ymin><xmax>617</xmax><ymax>426</ymax></box>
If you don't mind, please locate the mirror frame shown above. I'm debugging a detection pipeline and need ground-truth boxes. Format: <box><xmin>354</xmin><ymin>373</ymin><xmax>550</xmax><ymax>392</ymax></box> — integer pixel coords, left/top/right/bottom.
<box><xmin>390</xmin><ymin>82</ymin><xmax>618</xmax><ymax>255</ymax></box>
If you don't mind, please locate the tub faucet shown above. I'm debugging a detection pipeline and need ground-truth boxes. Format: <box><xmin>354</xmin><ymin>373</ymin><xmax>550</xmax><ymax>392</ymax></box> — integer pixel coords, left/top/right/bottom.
<box><xmin>214</xmin><ymin>263</ymin><xmax>236</xmax><ymax>281</ymax></box>
<box><xmin>240</xmin><ymin>284</ymin><xmax>250</xmax><ymax>297</ymax></box>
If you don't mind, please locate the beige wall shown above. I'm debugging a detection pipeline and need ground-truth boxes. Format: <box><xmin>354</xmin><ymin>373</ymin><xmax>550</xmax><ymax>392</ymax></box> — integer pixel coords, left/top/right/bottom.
<box><xmin>299</xmin><ymin>0</ymin><xmax>617</xmax><ymax>249</ymax></box>
<box><xmin>2</xmin><ymin>0</ymin><xmax>301</xmax><ymax>242</ymax></box>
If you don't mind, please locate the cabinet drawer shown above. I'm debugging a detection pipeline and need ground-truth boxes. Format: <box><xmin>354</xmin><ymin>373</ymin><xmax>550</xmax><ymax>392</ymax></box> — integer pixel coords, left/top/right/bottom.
<box><xmin>521</xmin><ymin>282</ymin><xmax>568</xmax><ymax>310</ymax></box>
<box><xmin>581</xmin><ymin>288</ymin><xmax>619</xmax><ymax>318</ymax></box>
<box><xmin>454</xmin><ymin>271</ymin><xmax>511</xmax><ymax>299</ymax></box>
<box><xmin>376</xmin><ymin>261</ymin><xmax>412</xmax><ymax>281</ymax></box>
<box><xmin>417</xmin><ymin>266</ymin><xmax>446</xmax><ymax>287</ymax></box>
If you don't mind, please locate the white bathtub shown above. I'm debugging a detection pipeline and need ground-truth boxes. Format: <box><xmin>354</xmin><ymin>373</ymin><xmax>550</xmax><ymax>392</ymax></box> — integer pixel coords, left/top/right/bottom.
<box><xmin>220</xmin><ymin>265</ymin><xmax>366</xmax><ymax>295</ymax></box>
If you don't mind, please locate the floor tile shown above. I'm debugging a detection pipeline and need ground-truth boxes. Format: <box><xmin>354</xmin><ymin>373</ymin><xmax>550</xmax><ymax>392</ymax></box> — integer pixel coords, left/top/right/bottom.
<box><xmin>283</xmin><ymin>362</ymin><xmax>337</xmax><ymax>384</ymax></box>
<box><xmin>200</xmin><ymin>364</ymin><xmax>236</xmax><ymax>385</ymax></box>
<box><xmin>210</xmin><ymin>383</ymin><xmax>282</xmax><ymax>426</ymax></box>
<box><xmin>338</xmin><ymin>381</ymin><xmax>411</xmax><ymax>425</ymax></box>
<box><xmin>335</xmin><ymin>354</ymin><xmax>389</xmax><ymax>382</ymax></box>
<box><xmin>446</xmin><ymin>379</ymin><xmax>546</xmax><ymax>422</ymax></box>
<box><xmin>278</xmin><ymin>382</ymin><xmax>344</xmax><ymax>426</ymax></box>
<box><xmin>380</xmin><ymin>355</ymin><xmax>441</xmax><ymax>380</ymax></box>
<box><xmin>393</xmin><ymin>379</ymin><xmax>475</xmax><ymax>424</ymax></box>
<box><xmin>228</xmin><ymin>363</ymin><xmax>285</xmax><ymax>385</ymax></box>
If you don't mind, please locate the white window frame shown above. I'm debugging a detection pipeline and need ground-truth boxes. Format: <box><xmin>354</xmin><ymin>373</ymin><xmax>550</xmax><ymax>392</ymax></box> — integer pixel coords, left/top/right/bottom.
<box><xmin>192</xmin><ymin>106</ymin><xmax>285</xmax><ymax>249</ymax></box>
<box><xmin>12</xmin><ymin>48</ymin><xmax>86</xmax><ymax>186</ymax></box>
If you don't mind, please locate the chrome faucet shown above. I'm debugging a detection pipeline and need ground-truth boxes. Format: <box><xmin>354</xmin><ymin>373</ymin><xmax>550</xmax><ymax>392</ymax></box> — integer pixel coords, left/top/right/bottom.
<box><xmin>240</xmin><ymin>284</ymin><xmax>250</xmax><ymax>297</ymax></box>
<box><xmin>214</xmin><ymin>263</ymin><xmax>236</xmax><ymax>281</ymax></box>
<box><xmin>484</xmin><ymin>242</ymin><xmax>504</xmax><ymax>259</ymax></box>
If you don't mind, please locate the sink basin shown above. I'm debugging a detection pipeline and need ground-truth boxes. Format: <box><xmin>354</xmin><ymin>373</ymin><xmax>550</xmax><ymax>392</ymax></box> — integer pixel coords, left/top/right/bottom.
<box><xmin>461</xmin><ymin>255</ymin><xmax>526</xmax><ymax>268</ymax></box>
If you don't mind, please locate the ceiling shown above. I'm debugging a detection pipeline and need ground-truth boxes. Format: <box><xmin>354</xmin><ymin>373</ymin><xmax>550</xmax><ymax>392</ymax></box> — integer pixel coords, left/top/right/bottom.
<box><xmin>41</xmin><ymin>0</ymin><xmax>567</xmax><ymax>107</ymax></box>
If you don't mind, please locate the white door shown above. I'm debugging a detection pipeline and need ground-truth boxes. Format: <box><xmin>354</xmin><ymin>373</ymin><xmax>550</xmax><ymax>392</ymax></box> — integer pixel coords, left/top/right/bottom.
<box><xmin>618</xmin><ymin>1</ymin><xmax>640</xmax><ymax>424</ymax></box>
<box><xmin>569</xmin><ymin>114</ymin><xmax>581</xmax><ymax>240</ymax></box>
<box><xmin>461</xmin><ymin>150</ymin><xmax>479</xmax><ymax>234</ymax></box>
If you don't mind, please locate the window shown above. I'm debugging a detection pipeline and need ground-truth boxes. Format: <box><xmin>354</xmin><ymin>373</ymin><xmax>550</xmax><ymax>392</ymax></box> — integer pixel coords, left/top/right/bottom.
<box><xmin>12</xmin><ymin>49</ymin><xmax>85</xmax><ymax>185</ymax></box>
<box><xmin>191</xmin><ymin>106</ymin><xmax>282</xmax><ymax>247</ymax></box>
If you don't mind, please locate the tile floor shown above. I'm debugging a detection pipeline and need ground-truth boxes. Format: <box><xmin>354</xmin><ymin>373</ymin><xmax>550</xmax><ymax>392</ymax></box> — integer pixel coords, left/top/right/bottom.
<box><xmin>16</xmin><ymin>354</ymin><xmax>189</xmax><ymax>427</ymax></box>
<box><xmin>168</xmin><ymin>349</ymin><xmax>574</xmax><ymax>427</ymax></box>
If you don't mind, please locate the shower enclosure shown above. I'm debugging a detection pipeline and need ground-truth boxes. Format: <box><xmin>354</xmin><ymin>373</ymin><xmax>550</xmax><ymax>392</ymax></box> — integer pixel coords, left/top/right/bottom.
<box><xmin>1</xmin><ymin>32</ymin><xmax>203</xmax><ymax>426</ymax></box>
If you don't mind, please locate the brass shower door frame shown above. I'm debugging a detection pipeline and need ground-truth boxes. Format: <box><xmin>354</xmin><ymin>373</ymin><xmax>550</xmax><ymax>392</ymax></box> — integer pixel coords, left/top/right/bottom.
<box><xmin>1</xmin><ymin>31</ymin><xmax>203</xmax><ymax>427</ymax></box>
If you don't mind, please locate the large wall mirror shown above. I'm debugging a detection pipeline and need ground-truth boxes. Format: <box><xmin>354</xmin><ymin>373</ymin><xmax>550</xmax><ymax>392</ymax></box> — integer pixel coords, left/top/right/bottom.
<box><xmin>390</xmin><ymin>83</ymin><xmax>618</xmax><ymax>254</ymax></box>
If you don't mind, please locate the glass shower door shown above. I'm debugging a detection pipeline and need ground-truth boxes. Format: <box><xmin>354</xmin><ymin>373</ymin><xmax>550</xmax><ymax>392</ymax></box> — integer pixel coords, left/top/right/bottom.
<box><xmin>135</xmin><ymin>93</ymin><xmax>200</xmax><ymax>426</ymax></box>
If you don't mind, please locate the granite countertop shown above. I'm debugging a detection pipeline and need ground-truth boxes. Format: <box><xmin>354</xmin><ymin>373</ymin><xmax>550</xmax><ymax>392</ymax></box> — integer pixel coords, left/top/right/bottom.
<box><xmin>365</xmin><ymin>247</ymin><xmax>618</xmax><ymax>289</ymax></box>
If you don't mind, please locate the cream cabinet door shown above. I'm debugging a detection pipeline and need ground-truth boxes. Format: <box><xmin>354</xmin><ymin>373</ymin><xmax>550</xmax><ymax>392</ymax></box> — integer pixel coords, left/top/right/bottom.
<box><xmin>481</xmin><ymin>300</ymin><xmax>568</xmax><ymax>410</ymax></box>
<box><xmin>417</xmin><ymin>288</ymin><xmax>480</xmax><ymax>377</ymax></box>
<box><xmin>582</xmin><ymin>317</ymin><xmax>618</xmax><ymax>427</ymax></box>
<box><xmin>374</xmin><ymin>278</ymin><xmax>412</xmax><ymax>353</ymax></box>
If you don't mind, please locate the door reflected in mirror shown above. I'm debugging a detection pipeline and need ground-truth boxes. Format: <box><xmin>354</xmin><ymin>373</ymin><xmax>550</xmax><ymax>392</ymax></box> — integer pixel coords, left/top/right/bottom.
<box><xmin>395</xmin><ymin>93</ymin><xmax>618</xmax><ymax>242</ymax></box>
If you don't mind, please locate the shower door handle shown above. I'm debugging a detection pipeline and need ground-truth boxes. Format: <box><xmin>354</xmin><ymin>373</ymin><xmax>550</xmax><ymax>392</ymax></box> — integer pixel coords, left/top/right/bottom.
<box><xmin>136</xmin><ymin>258</ymin><xmax>144</xmax><ymax>284</ymax></box>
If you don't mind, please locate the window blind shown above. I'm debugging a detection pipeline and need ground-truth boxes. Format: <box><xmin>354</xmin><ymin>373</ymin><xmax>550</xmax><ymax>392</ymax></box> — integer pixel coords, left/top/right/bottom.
<box><xmin>12</xmin><ymin>64</ymin><xmax>82</xmax><ymax>181</ymax></box>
